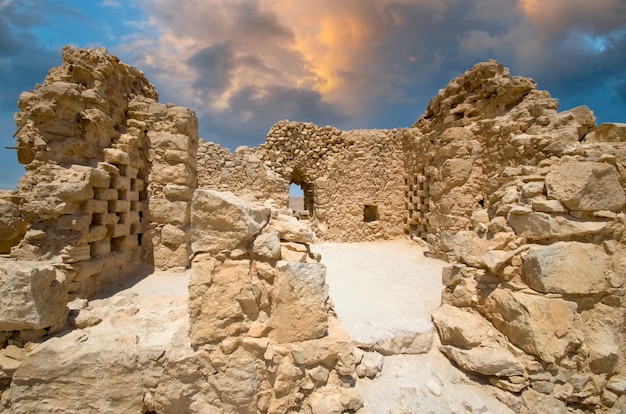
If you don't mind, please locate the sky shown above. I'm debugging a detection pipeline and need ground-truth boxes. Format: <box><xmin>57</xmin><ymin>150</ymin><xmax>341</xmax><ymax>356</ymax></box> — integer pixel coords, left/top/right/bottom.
<box><xmin>1</xmin><ymin>0</ymin><xmax>626</xmax><ymax>189</ymax></box>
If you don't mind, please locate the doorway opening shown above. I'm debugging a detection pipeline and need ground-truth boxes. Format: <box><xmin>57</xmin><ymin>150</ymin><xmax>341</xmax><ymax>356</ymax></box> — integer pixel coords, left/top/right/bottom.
<box><xmin>289</xmin><ymin>167</ymin><xmax>315</xmax><ymax>218</ymax></box>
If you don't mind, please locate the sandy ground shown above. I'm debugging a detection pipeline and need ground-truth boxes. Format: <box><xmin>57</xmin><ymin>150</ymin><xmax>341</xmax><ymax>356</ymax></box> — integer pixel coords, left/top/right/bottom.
<box><xmin>313</xmin><ymin>240</ymin><xmax>514</xmax><ymax>414</ymax></box>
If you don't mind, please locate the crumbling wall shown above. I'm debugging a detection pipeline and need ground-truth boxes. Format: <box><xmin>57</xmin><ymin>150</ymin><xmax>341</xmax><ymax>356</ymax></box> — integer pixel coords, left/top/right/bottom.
<box><xmin>2</xmin><ymin>47</ymin><xmax>199</xmax><ymax>346</ymax></box>
<box><xmin>412</xmin><ymin>61</ymin><xmax>626</xmax><ymax>412</ymax></box>
<box><xmin>196</xmin><ymin>141</ymin><xmax>288</xmax><ymax>205</ymax></box>
<box><xmin>150</xmin><ymin>191</ymin><xmax>363</xmax><ymax>413</ymax></box>
<box><xmin>257</xmin><ymin>121</ymin><xmax>406</xmax><ymax>241</ymax></box>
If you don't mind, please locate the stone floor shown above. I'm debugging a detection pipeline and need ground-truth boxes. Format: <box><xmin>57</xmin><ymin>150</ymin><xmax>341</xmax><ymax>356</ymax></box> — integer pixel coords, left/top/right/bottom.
<box><xmin>314</xmin><ymin>239</ymin><xmax>514</xmax><ymax>414</ymax></box>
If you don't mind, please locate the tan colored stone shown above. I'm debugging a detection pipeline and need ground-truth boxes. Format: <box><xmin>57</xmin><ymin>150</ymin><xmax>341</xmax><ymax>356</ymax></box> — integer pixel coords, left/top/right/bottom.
<box><xmin>272</xmin><ymin>262</ymin><xmax>329</xmax><ymax>343</ymax></box>
<box><xmin>440</xmin><ymin>345</ymin><xmax>525</xmax><ymax>377</ymax></box>
<box><xmin>522</xmin><ymin>242</ymin><xmax>608</xmax><ymax>294</ymax></box>
<box><xmin>190</xmin><ymin>190</ymin><xmax>269</xmax><ymax>255</ymax></box>
<box><xmin>0</xmin><ymin>260</ymin><xmax>67</xmax><ymax>331</ymax></box>
<box><xmin>484</xmin><ymin>289</ymin><xmax>578</xmax><ymax>363</ymax></box>
<box><xmin>545</xmin><ymin>161</ymin><xmax>625</xmax><ymax>212</ymax></box>
<box><xmin>432</xmin><ymin>304</ymin><xmax>505</xmax><ymax>349</ymax></box>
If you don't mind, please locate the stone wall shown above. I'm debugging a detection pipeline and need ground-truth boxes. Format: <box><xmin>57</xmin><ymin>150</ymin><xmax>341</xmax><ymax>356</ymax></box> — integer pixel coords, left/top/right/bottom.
<box><xmin>198</xmin><ymin>121</ymin><xmax>407</xmax><ymax>242</ymax></box>
<box><xmin>1</xmin><ymin>47</ymin><xmax>200</xmax><ymax>345</ymax></box>
<box><xmin>407</xmin><ymin>61</ymin><xmax>626</xmax><ymax>412</ymax></box>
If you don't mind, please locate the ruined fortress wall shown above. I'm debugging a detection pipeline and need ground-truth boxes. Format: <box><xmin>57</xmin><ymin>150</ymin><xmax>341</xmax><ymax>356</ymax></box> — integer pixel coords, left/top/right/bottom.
<box><xmin>9</xmin><ymin>47</ymin><xmax>199</xmax><ymax>301</ymax></box>
<box><xmin>196</xmin><ymin>140</ymin><xmax>289</xmax><ymax>205</ymax></box>
<box><xmin>406</xmin><ymin>60</ymin><xmax>626</xmax><ymax>411</ymax></box>
<box><xmin>257</xmin><ymin>121</ymin><xmax>407</xmax><ymax>241</ymax></box>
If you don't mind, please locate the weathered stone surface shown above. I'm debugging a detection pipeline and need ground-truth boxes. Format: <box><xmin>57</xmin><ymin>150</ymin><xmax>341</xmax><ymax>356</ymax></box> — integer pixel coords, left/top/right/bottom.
<box><xmin>252</xmin><ymin>230</ymin><xmax>281</xmax><ymax>260</ymax></box>
<box><xmin>188</xmin><ymin>258</ymin><xmax>252</xmax><ymax>345</ymax></box>
<box><xmin>584</xmin><ymin>122</ymin><xmax>626</xmax><ymax>143</ymax></box>
<box><xmin>507</xmin><ymin>210</ymin><xmax>610</xmax><ymax>241</ymax></box>
<box><xmin>484</xmin><ymin>289</ymin><xmax>578</xmax><ymax>363</ymax></box>
<box><xmin>582</xmin><ymin>304</ymin><xmax>621</xmax><ymax>374</ymax></box>
<box><xmin>9</xmin><ymin>332</ymin><xmax>144</xmax><ymax>414</ymax></box>
<box><xmin>545</xmin><ymin>161</ymin><xmax>624</xmax><ymax>212</ymax></box>
<box><xmin>440</xmin><ymin>345</ymin><xmax>525</xmax><ymax>377</ymax></box>
<box><xmin>521</xmin><ymin>388</ymin><xmax>567</xmax><ymax>414</ymax></box>
<box><xmin>190</xmin><ymin>190</ymin><xmax>270</xmax><ymax>254</ymax></box>
<box><xmin>432</xmin><ymin>304</ymin><xmax>505</xmax><ymax>349</ymax></box>
<box><xmin>523</xmin><ymin>242</ymin><xmax>608</xmax><ymax>294</ymax></box>
<box><xmin>374</xmin><ymin>328</ymin><xmax>433</xmax><ymax>356</ymax></box>
<box><xmin>0</xmin><ymin>260</ymin><xmax>67</xmax><ymax>331</ymax></box>
<box><xmin>272</xmin><ymin>261</ymin><xmax>329</xmax><ymax>343</ymax></box>
<box><xmin>269</xmin><ymin>213</ymin><xmax>315</xmax><ymax>244</ymax></box>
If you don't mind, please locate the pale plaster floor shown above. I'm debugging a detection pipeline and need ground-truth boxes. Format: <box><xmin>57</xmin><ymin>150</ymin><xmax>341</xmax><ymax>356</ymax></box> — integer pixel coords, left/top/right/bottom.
<box><xmin>313</xmin><ymin>239</ymin><xmax>514</xmax><ymax>414</ymax></box>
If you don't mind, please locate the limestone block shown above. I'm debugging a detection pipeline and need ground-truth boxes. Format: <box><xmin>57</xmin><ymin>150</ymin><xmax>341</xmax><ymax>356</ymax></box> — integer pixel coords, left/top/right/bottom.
<box><xmin>0</xmin><ymin>199</ymin><xmax>25</xmax><ymax>249</ymax></box>
<box><xmin>161</xmin><ymin>224</ymin><xmax>186</xmax><ymax>249</ymax></box>
<box><xmin>508</xmin><ymin>210</ymin><xmax>609</xmax><ymax>241</ymax></box>
<box><xmin>374</xmin><ymin>328</ymin><xmax>433</xmax><ymax>355</ymax></box>
<box><xmin>189</xmin><ymin>259</ymin><xmax>252</xmax><ymax>345</ymax></box>
<box><xmin>164</xmin><ymin>183</ymin><xmax>193</xmax><ymax>201</ymax></box>
<box><xmin>9</xmin><ymin>331</ymin><xmax>144</xmax><ymax>414</ymax></box>
<box><xmin>190</xmin><ymin>190</ymin><xmax>269</xmax><ymax>254</ymax></box>
<box><xmin>103</xmin><ymin>148</ymin><xmax>130</xmax><ymax>165</ymax></box>
<box><xmin>441</xmin><ymin>158</ymin><xmax>473</xmax><ymax>189</ymax></box>
<box><xmin>252</xmin><ymin>230</ymin><xmax>281</xmax><ymax>260</ymax></box>
<box><xmin>269</xmin><ymin>213</ymin><xmax>315</xmax><ymax>243</ymax></box>
<box><xmin>432</xmin><ymin>304</ymin><xmax>505</xmax><ymax>349</ymax></box>
<box><xmin>84</xmin><ymin>199</ymin><xmax>108</xmax><ymax>214</ymax></box>
<box><xmin>57</xmin><ymin>213</ymin><xmax>91</xmax><ymax>231</ymax></box>
<box><xmin>149</xmin><ymin>162</ymin><xmax>193</xmax><ymax>186</ymax></box>
<box><xmin>61</xmin><ymin>244</ymin><xmax>91</xmax><ymax>263</ymax></box>
<box><xmin>584</xmin><ymin>122</ymin><xmax>626</xmax><ymax>143</ymax></box>
<box><xmin>484</xmin><ymin>289</ymin><xmax>578</xmax><ymax>363</ymax></box>
<box><xmin>149</xmin><ymin>131</ymin><xmax>194</xmax><ymax>151</ymax></box>
<box><xmin>545</xmin><ymin>161</ymin><xmax>624</xmax><ymax>212</ymax></box>
<box><xmin>522</xmin><ymin>242</ymin><xmax>608</xmax><ymax>294</ymax></box>
<box><xmin>0</xmin><ymin>260</ymin><xmax>67</xmax><ymax>331</ymax></box>
<box><xmin>280</xmin><ymin>242</ymin><xmax>309</xmax><ymax>263</ymax></box>
<box><xmin>111</xmin><ymin>175</ymin><xmax>130</xmax><ymax>191</ymax></box>
<box><xmin>582</xmin><ymin>304</ymin><xmax>621</xmax><ymax>374</ymax></box>
<box><xmin>440</xmin><ymin>345</ymin><xmax>525</xmax><ymax>377</ymax></box>
<box><xmin>272</xmin><ymin>261</ymin><xmax>329</xmax><ymax>343</ymax></box>
<box><xmin>148</xmin><ymin>198</ymin><xmax>188</xmax><ymax>227</ymax></box>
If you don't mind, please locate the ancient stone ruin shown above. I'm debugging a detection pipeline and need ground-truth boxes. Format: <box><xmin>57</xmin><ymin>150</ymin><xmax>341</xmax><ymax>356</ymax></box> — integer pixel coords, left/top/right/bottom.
<box><xmin>1</xmin><ymin>46</ymin><xmax>626</xmax><ymax>413</ymax></box>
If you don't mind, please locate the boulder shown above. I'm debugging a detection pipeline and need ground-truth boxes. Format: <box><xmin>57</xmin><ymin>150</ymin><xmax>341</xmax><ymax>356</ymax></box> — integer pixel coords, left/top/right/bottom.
<box><xmin>9</xmin><ymin>331</ymin><xmax>144</xmax><ymax>414</ymax></box>
<box><xmin>522</xmin><ymin>242</ymin><xmax>608</xmax><ymax>294</ymax></box>
<box><xmin>440</xmin><ymin>345</ymin><xmax>525</xmax><ymax>377</ymax></box>
<box><xmin>545</xmin><ymin>161</ymin><xmax>624</xmax><ymax>212</ymax></box>
<box><xmin>432</xmin><ymin>304</ymin><xmax>505</xmax><ymax>349</ymax></box>
<box><xmin>581</xmin><ymin>304</ymin><xmax>621</xmax><ymax>374</ymax></box>
<box><xmin>272</xmin><ymin>262</ymin><xmax>329</xmax><ymax>343</ymax></box>
<box><xmin>188</xmin><ymin>259</ymin><xmax>253</xmax><ymax>345</ymax></box>
<box><xmin>190</xmin><ymin>190</ymin><xmax>270</xmax><ymax>254</ymax></box>
<box><xmin>0</xmin><ymin>260</ymin><xmax>67</xmax><ymax>331</ymax></box>
<box><xmin>507</xmin><ymin>210</ymin><xmax>610</xmax><ymax>241</ymax></box>
<box><xmin>252</xmin><ymin>230</ymin><xmax>281</xmax><ymax>260</ymax></box>
<box><xmin>269</xmin><ymin>213</ymin><xmax>315</xmax><ymax>243</ymax></box>
<box><xmin>484</xmin><ymin>289</ymin><xmax>578</xmax><ymax>363</ymax></box>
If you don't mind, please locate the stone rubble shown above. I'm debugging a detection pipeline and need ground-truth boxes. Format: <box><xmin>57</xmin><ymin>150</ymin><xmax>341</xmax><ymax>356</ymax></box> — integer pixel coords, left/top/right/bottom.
<box><xmin>0</xmin><ymin>47</ymin><xmax>624</xmax><ymax>413</ymax></box>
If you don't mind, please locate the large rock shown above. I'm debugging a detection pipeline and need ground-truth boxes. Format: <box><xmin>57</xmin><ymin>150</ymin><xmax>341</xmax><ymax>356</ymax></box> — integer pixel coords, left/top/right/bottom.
<box><xmin>545</xmin><ymin>161</ymin><xmax>625</xmax><ymax>212</ymax></box>
<box><xmin>188</xmin><ymin>258</ymin><xmax>254</xmax><ymax>345</ymax></box>
<box><xmin>523</xmin><ymin>242</ymin><xmax>608</xmax><ymax>294</ymax></box>
<box><xmin>440</xmin><ymin>345</ymin><xmax>525</xmax><ymax>377</ymax></box>
<box><xmin>484</xmin><ymin>289</ymin><xmax>579</xmax><ymax>363</ymax></box>
<box><xmin>0</xmin><ymin>260</ymin><xmax>67</xmax><ymax>331</ymax></box>
<box><xmin>269</xmin><ymin>213</ymin><xmax>315</xmax><ymax>244</ymax></box>
<box><xmin>190</xmin><ymin>190</ymin><xmax>270</xmax><ymax>254</ymax></box>
<box><xmin>272</xmin><ymin>262</ymin><xmax>329</xmax><ymax>343</ymax></box>
<box><xmin>9</xmin><ymin>331</ymin><xmax>144</xmax><ymax>414</ymax></box>
<box><xmin>581</xmin><ymin>304</ymin><xmax>621</xmax><ymax>374</ymax></box>
<box><xmin>507</xmin><ymin>209</ymin><xmax>610</xmax><ymax>241</ymax></box>
<box><xmin>0</xmin><ymin>198</ymin><xmax>25</xmax><ymax>253</ymax></box>
<box><xmin>584</xmin><ymin>122</ymin><xmax>626</xmax><ymax>143</ymax></box>
<box><xmin>432</xmin><ymin>304</ymin><xmax>506</xmax><ymax>349</ymax></box>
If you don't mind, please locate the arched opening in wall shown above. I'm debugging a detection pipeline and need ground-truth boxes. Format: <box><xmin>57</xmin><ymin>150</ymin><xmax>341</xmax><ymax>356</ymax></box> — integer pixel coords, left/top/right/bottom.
<box><xmin>289</xmin><ymin>168</ymin><xmax>314</xmax><ymax>219</ymax></box>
